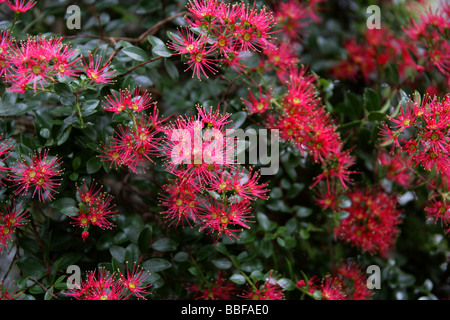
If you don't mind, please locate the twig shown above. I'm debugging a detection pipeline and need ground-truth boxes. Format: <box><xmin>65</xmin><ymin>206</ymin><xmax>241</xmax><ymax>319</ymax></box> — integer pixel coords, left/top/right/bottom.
<box><xmin>121</xmin><ymin>56</ymin><xmax>164</xmax><ymax>77</ymax></box>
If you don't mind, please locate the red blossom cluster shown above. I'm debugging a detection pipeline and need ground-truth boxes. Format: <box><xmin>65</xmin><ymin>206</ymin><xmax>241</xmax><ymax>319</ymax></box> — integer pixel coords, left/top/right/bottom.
<box><xmin>1</xmin><ymin>0</ymin><xmax>36</xmax><ymax>13</ymax></box>
<box><xmin>64</xmin><ymin>264</ymin><xmax>151</xmax><ymax>300</ymax></box>
<box><xmin>8</xmin><ymin>150</ymin><xmax>63</xmax><ymax>201</ymax></box>
<box><xmin>331</xmin><ymin>27</ymin><xmax>418</xmax><ymax>84</ymax></box>
<box><xmin>404</xmin><ymin>2</ymin><xmax>450</xmax><ymax>84</ymax></box>
<box><xmin>0</xmin><ymin>201</ymin><xmax>28</xmax><ymax>252</ymax></box>
<box><xmin>380</xmin><ymin>93</ymin><xmax>450</xmax><ymax>233</ymax></box>
<box><xmin>240</xmin><ymin>273</ymin><xmax>285</xmax><ymax>300</ymax></box>
<box><xmin>334</xmin><ymin>188</ymin><xmax>402</xmax><ymax>256</ymax></box>
<box><xmin>0</xmin><ymin>32</ymin><xmax>115</xmax><ymax>93</ymax></box>
<box><xmin>265</xmin><ymin>66</ymin><xmax>356</xmax><ymax>191</ymax></box>
<box><xmin>159</xmin><ymin>106</ymin><xmax>268</xmax><ymax>243</ymax></box>
<box><xmin>377</xmin><ymin>149</ymin><xmax>414</xmax><ymax>189</ymax></box>
<box><xmin>273</xmin><ymin>0</ymin><xmax>323</xmax><ymax>42</ymax></box>
<box><xmin>70</xmin><ymin>181</ymin><xmax>118</xmax><ymax>241</ymax></box>
<box><xmin>186</xmin><ymin>270</ymin><xmax>238</xmax><ymax>300</ymax></box>
<box><xmin>99</xmin><ymin>88</ymin><xmax>164</xmax><ymax>173</ymax></box>
<box><xmin>0</xmin><ymin>281</ymin><xmax>23</xmax><ymax>300</ymax></box>
<box><xmin>168</xmin><ymin>0</ymin><xmax>278</xmax><ymax>79</ymax></box>
<box><xmin>297</xmin><ymin>261</ymin><xmax>373</xmax><ymax>300</ymax></box>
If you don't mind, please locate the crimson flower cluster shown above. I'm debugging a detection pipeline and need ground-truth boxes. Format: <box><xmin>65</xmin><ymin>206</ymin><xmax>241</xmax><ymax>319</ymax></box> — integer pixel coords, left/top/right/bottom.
<box><xmin>331</xmin><ymin>27</ymin><xmax>418</xmax><ymax>84</ymax></box>
<box><xmin>0</xmin><ymin>201</ymin><xmax>28</xmax><ymax>252</ymax></box>
<box><xmin>0</xmin><ymin>281</ymin><xmax>23</xmax><ymax>300</ymax></box>
<box><xmin>8</xmin><ymin>150</ymin><xmax>63</xmax><ymax>201</ymax></box>
<box><xmin>1</xmin><ymin>0</ymin><xmax>36</xmax><ymax>13</ymax></box>
<box><xmin>168</xmin><ymin>0</ymin><xmax>278</xmax><ymax>79</ymax></box>
<box><xmin>99</xmin><ymin>87</ymin><xmax>163</xmax><ymax>173</ymax></box>
<box><xmin>380</xmin><ymin>93</ymin><xmax>450</xmax><ymax>233</ymax></box>
<box><xmin>273</xmin><ymin>0</ymin><xmax>323</xmax><ymax>42</ymax></box>
<box><xmin>159</xmin><ymin>106</ymin><xmax>269</xmax><ymax>243</ymax></box>
<box><xmin>70</xmin><ymin>181</ymin><xmax>118</xmax><ymax>241</ymax></box>
<box><xmin>240</xmin><ymin>273</ymin><xmax>285</xmax><ymax>300</ymax></box>
<box><xmin>186</xmin><ymin>270</ymin><xmax>238</xmax><ymax>300</ymax></box>
<box><xmin>404</xmin><ymin>2</ymin><xmax>450</xmax><ymax>83</ymax></box>
<box><xmin>297</xmin><ymin>261</ymin><xmax>372</xmax><ymax>300</ymax></box>
<box><xmin>334</xmin><ymin>188</ymin><xmax>402</xmax><ymax>256</ymax></box>
<box><xmin>64</xmin><ymin>263</ymin><xmax>151</xmax><ymax>300</ymax></box>
<box><xmin>266</xmin><ymin>66</ymin><xmax>356</xmax><ymax>192</ymax></box>
<box><xmin>0</xmin><ymin>31</ymin><xmax>115</xmax><ymax>93</ymax></box>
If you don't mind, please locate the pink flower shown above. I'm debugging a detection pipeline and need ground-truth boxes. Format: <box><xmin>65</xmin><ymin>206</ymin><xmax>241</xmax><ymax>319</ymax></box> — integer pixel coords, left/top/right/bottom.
<box><xmin>9</xmin><ymin>150</ymin><xmax>63</xmax><ymax>201</ymax></box>
<box><xmin>6</xmin><ymin>0</ymin><xmax>36</xmax><ymax>13</ymax></box>
<box><xmin>82</xmin><ymin>53</ymin><xmax>115</xmax><ymax>84</ymax></box>
<box><xmin>0</xmin><ymin>201</ymin><xmax>29</xmax><ymax>252</ymax></box>
<box><xmin>118</xmin><ymin>262</ymin><xmax>152</xmax><ymax>300</ymax></box>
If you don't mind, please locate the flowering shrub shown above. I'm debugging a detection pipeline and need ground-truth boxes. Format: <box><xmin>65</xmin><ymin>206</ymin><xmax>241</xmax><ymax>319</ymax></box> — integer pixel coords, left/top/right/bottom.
<box><xmin>0</xmin><ymin>0</ymin><xmax>448</xmax><ymax>302</ymax></box>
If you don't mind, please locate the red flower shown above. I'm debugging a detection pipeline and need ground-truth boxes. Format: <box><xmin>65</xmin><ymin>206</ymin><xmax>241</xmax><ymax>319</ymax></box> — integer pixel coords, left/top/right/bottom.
<box><xmin>187</xmin><ymin>270</ymin><xmax>237</xmax><ymax>300</ymax></box>
<box><xmin>242</xmin><ymin>86</ymin><xmax>272</xmax><ymax>115</ymax></box>
<box><xmin>118</xmin><ymin>262</ymin><xmax>152</xmax><ymax>300</ymax></box>
<box><xmin>334</xmin><ymin>188</ymin><xmax>402</xmax><ymax>256</ymax></box>
<box><xmin>82</xmin><ymin>53</ymin><xmax>115</xmax><ymax>84</ymax></box>
<box><xmin>6</xmin><ymin>36</ymin><xmax>80</xmax><ymax>92</ymax></box>
<box><xmin>0</xmin><ymin>201</ymin><xmax>29</xmax><ymax>252</ymax></box>
<box><xmin>0</xmin><ymin>281</ymin><xmax>24</xmax><ymax>300</ymax></box>
<box><xmin>6</xmin><ymin>0</ymin><xmax>36</xmax><ymax>13</ymax></box>
<box><xmin>334</xmin><ymin>261</ymin><xmax>374</xmax><ymax>300</ymax></box>
<box><xmin>9</xmin><ymin>150</ymin><xmax>63</xmax><ymax>201</ymax></box>
<box><xmin>240</xmin><ymin>273</ymin><xmax>285</xmax><ymax>300</ymax></box>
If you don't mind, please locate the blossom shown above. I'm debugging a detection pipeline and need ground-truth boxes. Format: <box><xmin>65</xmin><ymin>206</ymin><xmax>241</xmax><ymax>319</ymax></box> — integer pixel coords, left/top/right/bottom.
<box><xmin>70</xmin><ymin>181</ymin><xmax>117</xmax><ymax>240</ymax></box>
<box><xmin>333</xmin><ymin>261</ymin><xmax>374</xmax><ymax>300</ymax></box>
<box><xmin>0</xmin><ymin>281</ymin><xmax>24</xmax><ymax>300</ymax></box>
<box><xmin>242</xmin><ymin>86</ymin><xmax>272</xmax><ymax>115</ymax></box>
<box><xmin>158</xmin><ymin>176</ymin><xmax>203</xmax><ymax>227</ymax></box>
<box><xmin>240</xmin><ymin>273</ymin><xmax>284</xmax><ymax>300</ymax></box>
<box><xmin>118</xmin><ymin>262</ymin><xmax>152</xmax><ymax>300</ymax></box>
<box><xmin>99</xmin><ymin>112</ymin><xmax>162</xmax><ymax>173</ymax></box>
<box><xmin>0</xmin><ymin>29</ymin><xmax>13</xmax><ymax>77</ymax></box>
<box><xmin>0</xmin><ymin>135</ymin><xmax>12</xmax><ymax>185</ymax></box>
<box><xmin>9</xmin><ymin>150</ymin><xmax>63</xmax><ymax>201</ymax></box>
<box><xmin>5</xmin><ymin>36</ymin><xmax>81</xmax><ymax>92</ymax></box>
<box><xmin>187</xmin><ymin>270</ymin><xmax>237</xmax><ymax>300</ymax></box>
<box><xmin>82</xmin><ymin>53</ymin><xmax>115</xmax><ymax>84</ymax></box>
<box><xmin>199</xmin><ymin>196</ymin><xmax>254</xmax><ymax>243</ymax></box>
<box><xmin>334</xmin><ymin>188</ymin><xmax>403</xmax><ymax>255</ymax></box>
<box><xmin>0</xmin><ymin>201</ymin><xmax>29</xmax><ymax>252</ymax></box>
<box><xmin>64</xmin><ymin>268</ymin><xmax>125</xmax><ymax>300</ymax></box>
<box><xmin>170</xmin><ymin>0</ymin><xmax>278</xmax><ymax>79</ymax></box>
<box><xmin>425</xmin><ymin>196</ymin><xmax>450</xmax><ymax>234</ymax></box>
<box><xmin>6</xmin><ymin>0</ymin><xmax>36</xmax><ymax>13</ymax></box>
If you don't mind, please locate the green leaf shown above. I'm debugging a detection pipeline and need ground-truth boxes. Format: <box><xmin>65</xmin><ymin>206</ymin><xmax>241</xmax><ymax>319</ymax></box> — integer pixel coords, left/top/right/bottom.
<box><xmin>110</xmin><ymin>245</ymin><xmax>126</xmax><ymax>263</ymax></box>
<box><xmin>54</xmin><ymin>82</ymin><xmax>73</xmax><ymax>97</ymax></box>
<box><xmin>72</xmin><ymin>157</ymin><xmax>82</xmax><ymax>171</ymax></box>
<box><xmin>295</xmin><ymin>206</ymin><xmax>313</xmax><ymax>218</ymax></box>
<box><xmin>212</xmin><ymin>258</ymin><xmax>232</xmax><ymax>269</ymax></box>
<box><xmin>368</xmin><ymin>111</ymin><xmax>386</xmax><ymax>121</ymax></box>
<box><xmin>174</xmin><ymin>251</ymin><xmax>189</xmax><ymax>262</ymax></box>
<box><xmin>138</xmin><ymin>227</ymin><xmax>152</xmax><ymax>253</ymax></box>
<box><xmin>86</xmin><ymin>156</ymin><xmax>102</xmax><ymax>174</ymax></box>
<box><xmin>363</xmin><ymin>88</ymin><xmax>381</xmax><ymax>112</ymax></box>
<box><xmin>148</xmin><ymin>35</ymin><xmax>172</xmax><ymax>57</ymax></box>
<box><xmin>40</xmin><ymin>128</ymin><xmax>51</xmax><ymax>139</ymax></box>
<box><xmin>122</xmin><ymin>46</ymin><xmax>150</xmax><ymax>62</ymax></box>
<box><xmin>151</xmin><ymin>237</ymin><xmax>177</xmax><ymax>252</ymax></box>
<box><xmin>278</xmin><ymin>278</ymin><xmax>296</xmax><ymax>291</ymax></box>
<box><xmin>164</xmin><ymin>59</ymin><xmax>179</xmax><ymax>80</ymax></box>
<box><xmin>227</xmin><ymin>111</ymin><xmax>247</xmax><ymax>130</ymax></box>
<box><xmin>229</xmin><ymin>274</ymin><xmax>246</xmax><ymax>285</ymax></box>
<box><xmin>142</xmin><ymin>258</ymin><xmax>172</xmax><ymax>273</ymax></box>
<box><xmin>257</xmin><ymin>212</ymin><xmax>276</xmax><ymax>231</ymax></box>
